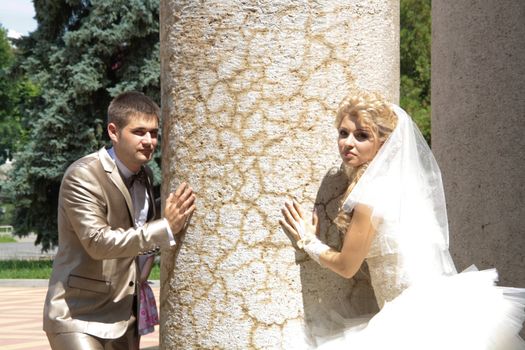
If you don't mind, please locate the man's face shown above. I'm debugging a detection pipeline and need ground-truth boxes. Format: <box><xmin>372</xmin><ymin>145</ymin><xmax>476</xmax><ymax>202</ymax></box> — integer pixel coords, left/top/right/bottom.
<box><xmin>108</xmin><ymin>113</ymin><xmax>159</xmax><ymax>172</ymax></box>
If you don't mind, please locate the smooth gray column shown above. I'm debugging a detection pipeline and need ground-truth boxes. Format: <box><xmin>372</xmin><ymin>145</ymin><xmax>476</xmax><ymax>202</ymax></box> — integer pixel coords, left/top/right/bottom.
<box><xmin>432</xmin><ymin>1</ymin><xmax>525</xmax><ymax>287</ymax></box>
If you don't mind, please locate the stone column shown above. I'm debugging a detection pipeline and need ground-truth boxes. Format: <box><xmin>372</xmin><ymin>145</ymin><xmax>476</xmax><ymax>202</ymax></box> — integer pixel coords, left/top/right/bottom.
<box><xmin>432</xmin><ymin>1</ymin><xmax>525</xmax><ymax>287</ymax></box>
<box><xmin>160</xmin><ymin>1</ymin><xmax>399</xmax><ymax>348</ymax></box>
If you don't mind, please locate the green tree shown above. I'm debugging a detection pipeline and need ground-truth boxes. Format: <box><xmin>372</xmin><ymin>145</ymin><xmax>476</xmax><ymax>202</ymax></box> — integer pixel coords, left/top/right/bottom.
<box><xmin>400</xmin><ymin>0</ymin><xmax>431</xmax><ymax>144</ymax></box>
<box><xmin>0</xmin><ymin>25</ymin><xmax>16</xmax><ymax>164</ymax></box>
<box><xmin>0</xmin><ymin>26</ymin><xmax>37</xmax><ymax>164</ymax></box>
<box><xmin>7</xmin><ymin>0</ymin><xmax>161</xmax><ymax>250</ymax></box>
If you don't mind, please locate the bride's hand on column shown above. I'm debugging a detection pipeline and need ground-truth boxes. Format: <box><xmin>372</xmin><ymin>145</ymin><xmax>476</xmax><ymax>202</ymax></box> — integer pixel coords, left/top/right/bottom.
<box><xmin>279</xmin><ymin>200</ymin><xmax>319</xmax><ymax>247</ymax></box>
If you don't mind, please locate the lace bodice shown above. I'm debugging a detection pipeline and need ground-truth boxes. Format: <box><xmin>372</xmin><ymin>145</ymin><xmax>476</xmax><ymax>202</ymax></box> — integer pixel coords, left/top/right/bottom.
<box><xmin>365</xmin><ymin>229</ymin><xmax>456</xmax><ymax>309</ymax></box>
<box><xmin>366</xmin><ymin>253</ymin><xmax>409</xmax><ymax>309</ymax></box>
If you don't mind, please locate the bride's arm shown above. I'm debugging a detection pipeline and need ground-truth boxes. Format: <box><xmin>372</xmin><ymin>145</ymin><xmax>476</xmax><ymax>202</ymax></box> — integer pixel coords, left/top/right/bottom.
<box><xmin>319</xmin><ymin>204</ymin><xmax>376</xmax><ymax>278</ymax></box>
<box><xmin>280</xmin><ymin>201</ymin><xmax>375</xmax><ymax>279</ymax></box>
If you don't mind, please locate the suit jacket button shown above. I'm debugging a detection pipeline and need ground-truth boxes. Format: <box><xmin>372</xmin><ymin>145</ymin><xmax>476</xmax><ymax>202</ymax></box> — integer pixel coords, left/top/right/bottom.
<box><xmin>129</xmin><ymin>281</ymin><xmax>134</xmax><ymax>287</ymax></box>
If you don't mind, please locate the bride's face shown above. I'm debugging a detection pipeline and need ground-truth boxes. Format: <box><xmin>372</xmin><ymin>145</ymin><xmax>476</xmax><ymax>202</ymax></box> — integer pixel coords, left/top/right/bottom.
<box><xmin>337</xmin><ymin>115</ymin><xmax>381</xmax><ymax>167</ymax></box>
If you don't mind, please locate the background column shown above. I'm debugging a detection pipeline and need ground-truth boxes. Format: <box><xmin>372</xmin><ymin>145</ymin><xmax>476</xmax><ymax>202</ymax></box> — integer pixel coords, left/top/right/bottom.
<box><xmin>160</xmin><ymin>1</ymin><xmax>399</xmax><ymax>348</ymax></box>
<box><xmin>432</xmin><ymin>1</ymin><xmax>525</xmax><ymax>287</ymax></box>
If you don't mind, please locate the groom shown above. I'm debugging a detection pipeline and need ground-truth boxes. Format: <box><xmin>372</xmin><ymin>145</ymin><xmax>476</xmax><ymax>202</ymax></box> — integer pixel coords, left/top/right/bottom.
<box><xmin>43</xmin><ymin>91</ymin><xmax>195</xmax><ymax>349</ymax></box>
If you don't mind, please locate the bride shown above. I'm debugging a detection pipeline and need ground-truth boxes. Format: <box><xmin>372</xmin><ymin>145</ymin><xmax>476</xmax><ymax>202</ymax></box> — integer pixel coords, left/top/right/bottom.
<box><xmin>280</xmin><ymin>92</ymin><xmax>525</xmax><ymax>349</ymax></box>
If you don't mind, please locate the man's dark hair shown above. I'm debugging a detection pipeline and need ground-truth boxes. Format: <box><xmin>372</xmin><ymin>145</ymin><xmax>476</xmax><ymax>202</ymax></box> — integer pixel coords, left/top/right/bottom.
<box><xmin>107</xmin><ymin>91</ymin><xmax>160</xmax><ymax>128</ymax></box>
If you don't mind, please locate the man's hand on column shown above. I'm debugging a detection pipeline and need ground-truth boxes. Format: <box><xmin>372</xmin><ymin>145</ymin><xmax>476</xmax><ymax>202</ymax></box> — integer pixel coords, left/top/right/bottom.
<box><xmin>164</xmin><ymin>182</ymin><xmax>196</xmax><ymax>234</ymax></box>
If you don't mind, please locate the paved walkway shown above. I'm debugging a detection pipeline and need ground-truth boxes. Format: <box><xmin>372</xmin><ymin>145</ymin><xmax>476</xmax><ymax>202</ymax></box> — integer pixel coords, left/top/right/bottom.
<box><xmin>0</xmin><ymin>280</ymin><xmax>160</xmax><ymax>350</ymax></box>
<box><xmin>0</xmin><ymin>237</ymin><xmax>160</xmax><ymax>349</ymax></box>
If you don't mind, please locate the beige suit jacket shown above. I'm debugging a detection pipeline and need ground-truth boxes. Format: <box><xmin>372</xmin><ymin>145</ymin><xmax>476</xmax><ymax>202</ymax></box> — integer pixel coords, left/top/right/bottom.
<box><xmin>43</xmin><ymin>148</ymin><xmax>169</xmax><ymax>339</ymax></box>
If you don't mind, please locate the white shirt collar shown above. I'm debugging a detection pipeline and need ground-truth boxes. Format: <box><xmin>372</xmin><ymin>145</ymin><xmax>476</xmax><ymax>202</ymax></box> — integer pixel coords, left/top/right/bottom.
<box><xmin>107</xmin><ymin>147</ymin><xmax>134</xmax><ymax>179</ymax></box>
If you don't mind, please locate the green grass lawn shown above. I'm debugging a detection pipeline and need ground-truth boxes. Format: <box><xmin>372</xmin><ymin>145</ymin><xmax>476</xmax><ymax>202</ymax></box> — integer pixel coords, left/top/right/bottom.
<box><xmin>0</xmin><ymin>234</ymin><xmax>17</xmax><ymax>243</ymax></box>
<box><xmin>0</xmin><ymin>260</ymin><xmax>54</xmax><ymax>279</ymax></box>
<box><xmin>0</xmin><ymin>260</ymin><xmax>161</xmax><ymax>279</ymax></box>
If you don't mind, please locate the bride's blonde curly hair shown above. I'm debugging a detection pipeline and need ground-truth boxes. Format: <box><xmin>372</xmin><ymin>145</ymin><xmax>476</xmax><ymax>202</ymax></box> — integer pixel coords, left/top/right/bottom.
<box><xmin>334</xmin><ymin>91</ymin><xmax>398</xmax><ymax>232</ymax></box>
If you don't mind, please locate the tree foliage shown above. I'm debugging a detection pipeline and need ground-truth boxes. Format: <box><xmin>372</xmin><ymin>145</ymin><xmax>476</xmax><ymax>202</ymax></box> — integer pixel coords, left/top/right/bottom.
<box><xmin>6</xmin><ymin>0</ymin><xmax>160</xmax><ymax>250</ymax></box>
<box><xmin>0</xmin><ymin>26</ymin><xmax>38</xmax><ymax>165</ymax></box>
<box><xmin>400</xmin><ymin>0</ymin><xmax>431</xmax><ymax>144</ymax></box>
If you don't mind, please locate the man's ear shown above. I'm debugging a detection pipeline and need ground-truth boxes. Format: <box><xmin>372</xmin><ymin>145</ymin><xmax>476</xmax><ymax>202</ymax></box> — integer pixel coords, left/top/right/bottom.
<box><xmin>107</xmin><ymin>123</ymin><xmax>119</xmax><ymax>143</ymax></box>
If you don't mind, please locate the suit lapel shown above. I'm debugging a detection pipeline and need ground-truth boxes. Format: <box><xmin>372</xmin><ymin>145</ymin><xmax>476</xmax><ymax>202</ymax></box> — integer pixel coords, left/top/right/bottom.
<box><xmin>98</xmin><ymin>148</ymin><xmax>134</xmax><ymax>220</ymax></box>
<box><xmin>144</xmin><ymin>166</ymin><xmax>156</xmax><ymax>221</ymax></box>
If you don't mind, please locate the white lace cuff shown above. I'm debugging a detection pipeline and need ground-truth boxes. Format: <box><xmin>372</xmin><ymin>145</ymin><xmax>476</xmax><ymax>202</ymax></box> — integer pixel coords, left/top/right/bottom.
<box><xmin>301</xmin><ymin>237</ymin><xmax>330</xmax><ymax>266</ymax></box>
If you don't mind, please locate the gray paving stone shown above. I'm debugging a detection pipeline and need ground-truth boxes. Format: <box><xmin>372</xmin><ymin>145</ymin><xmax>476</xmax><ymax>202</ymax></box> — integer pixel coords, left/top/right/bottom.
<box><xmin>0</xmin><ymin>233</ymin><xmax>56</xmax><ymax>260</ymax></box>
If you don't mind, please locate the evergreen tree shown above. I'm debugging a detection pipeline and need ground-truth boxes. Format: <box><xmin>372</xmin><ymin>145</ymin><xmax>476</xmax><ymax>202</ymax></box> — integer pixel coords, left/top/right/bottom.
<box><xmin>400</xmin><ymin>0</ymin><xmax>431</xmax><ymax>144</ymax></box>
<box><xmin>7</xmin><ymin>0</ymin><xmax>160</xmax><ymax>250</ymax></box>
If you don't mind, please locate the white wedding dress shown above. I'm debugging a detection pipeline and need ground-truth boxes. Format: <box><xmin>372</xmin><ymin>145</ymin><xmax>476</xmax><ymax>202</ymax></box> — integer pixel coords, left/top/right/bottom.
<box><xmin>317</xmin><ymin>254</ymin><xmax>525</xmax><ymax>349</ymax></box>
<box><xmin>315</xmin><ymin>105</ymin><xmax>525</xmax><ymax>350</ymax></box>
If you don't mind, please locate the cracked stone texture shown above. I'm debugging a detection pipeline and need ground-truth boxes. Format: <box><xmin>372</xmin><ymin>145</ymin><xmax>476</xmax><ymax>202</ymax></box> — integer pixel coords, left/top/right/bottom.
<box><xmin>160</xmin><ymin>1</ymin><xmax>399</xmax><ymax>348</ymax></box>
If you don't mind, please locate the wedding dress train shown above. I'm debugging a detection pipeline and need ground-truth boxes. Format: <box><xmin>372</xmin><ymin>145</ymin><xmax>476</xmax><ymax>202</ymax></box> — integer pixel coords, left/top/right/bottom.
<box><xmin>316</xmin><ymin>255</ymin><xmax>525</xmax><ymax>350</ymax></box>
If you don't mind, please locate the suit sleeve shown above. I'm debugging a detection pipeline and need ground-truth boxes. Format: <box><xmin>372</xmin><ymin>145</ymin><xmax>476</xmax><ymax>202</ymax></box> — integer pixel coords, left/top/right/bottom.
<box><xmin>60</xmin><ymin>163</ymin><xmax>170</xmax><ymax>260</ymax></box>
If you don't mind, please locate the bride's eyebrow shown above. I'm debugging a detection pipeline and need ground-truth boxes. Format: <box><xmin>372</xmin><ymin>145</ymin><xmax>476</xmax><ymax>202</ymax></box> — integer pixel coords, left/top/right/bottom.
<box><xmin>355</xmin><ymin>126</ymin><xmax>371</xmax><ymax>133</ymax></box>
